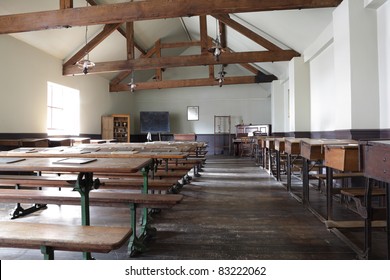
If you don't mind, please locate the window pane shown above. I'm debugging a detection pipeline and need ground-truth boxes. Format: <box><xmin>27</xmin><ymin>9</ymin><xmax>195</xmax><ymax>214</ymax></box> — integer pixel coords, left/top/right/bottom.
<box><xmin>47</xmin><ymin>82</ymin><xmax>80</xmax><ymax>136</ymax></box>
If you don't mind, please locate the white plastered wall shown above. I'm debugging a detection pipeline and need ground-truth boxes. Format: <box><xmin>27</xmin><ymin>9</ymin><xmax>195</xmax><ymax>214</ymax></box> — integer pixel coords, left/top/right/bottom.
<box><xmin>0</xmin><ymin>35</ymin><xmax>134</xmax><ymax>135</ymax></box>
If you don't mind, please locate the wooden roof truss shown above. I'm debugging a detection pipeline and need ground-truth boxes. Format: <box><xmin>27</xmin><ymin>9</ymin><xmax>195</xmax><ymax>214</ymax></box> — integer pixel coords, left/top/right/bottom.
<box><xmin>0</xmin><ymin>0</ymin><xmax>343</xmax><ymax>91</ymax></box>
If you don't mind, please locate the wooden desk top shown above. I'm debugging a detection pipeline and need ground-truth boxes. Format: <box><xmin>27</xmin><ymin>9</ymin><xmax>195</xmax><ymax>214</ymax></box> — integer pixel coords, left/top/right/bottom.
<box><xmin>284</xmin><ymin>138</ymin><xmax>310</xmax><ymax>155</ymax></box>
<box><xmin>361</xmin><ymin>140</ymin><xmax>390</xmax><ymax>183</ymax></box>
<box><xmin>300</xmin><ymin>139</ymin><xmax>358</xmax><ymax>160</ymax></box>
<box><xmin>274</xmin><ymin>138</ymin><xmax>287</xmax><ymax>152</ymax></box>
<box><xmin>0</xmin><ymin>139</ymin><xmax>20</xmax><ymax>146</ymax></box>
<box><xmin>324</xmin><ymin>144</ymin><xmax>360</xmax><ymax>172</ymax></box>
<box><xmin>0</xmin><ymin>157</ymin><xmax>151</xmax><ymax>174</ymax></box>
<box><xmin>1</xmin><ymin>146</ymin><xmax>189</xmax><ymax>160</ymax></box>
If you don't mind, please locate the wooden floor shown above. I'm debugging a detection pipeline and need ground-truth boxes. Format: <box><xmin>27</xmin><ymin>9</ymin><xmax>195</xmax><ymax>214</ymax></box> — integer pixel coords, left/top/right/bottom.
<box><xmin>0</xmin><ymin>155</ymin><xmax>386</xmax><ymax>260</ymax></box>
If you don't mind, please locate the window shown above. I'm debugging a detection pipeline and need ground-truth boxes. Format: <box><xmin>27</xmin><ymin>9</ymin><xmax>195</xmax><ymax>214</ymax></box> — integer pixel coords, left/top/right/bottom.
<box><xmin>47</xmin><ymin>82</ymin><xmax>80</xmax><ymax>136</ymax></box>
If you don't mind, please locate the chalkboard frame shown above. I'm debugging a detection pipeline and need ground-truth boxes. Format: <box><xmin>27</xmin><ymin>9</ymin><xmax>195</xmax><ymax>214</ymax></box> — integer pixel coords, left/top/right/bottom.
<box><xmin>140</xmin><ymin>111</ymin><xmax>170</xmax><ymax>134</ymax></box>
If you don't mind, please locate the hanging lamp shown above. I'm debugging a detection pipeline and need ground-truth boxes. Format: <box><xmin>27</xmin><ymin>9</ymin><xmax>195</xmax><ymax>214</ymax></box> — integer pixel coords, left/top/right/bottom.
<box><xmin>208</xmin><ymin>18</ymin><xmax>223</xmax><ymax>61</ymax></box>
<box><xmin>128</xmin><ymin>71</ymin><xmax>136</xmax><ymax>92</ymax></box>
<box><xmin>76</xmin><ymin>4</ymin><xmax>95</xmax><ymax>74</ymax></box>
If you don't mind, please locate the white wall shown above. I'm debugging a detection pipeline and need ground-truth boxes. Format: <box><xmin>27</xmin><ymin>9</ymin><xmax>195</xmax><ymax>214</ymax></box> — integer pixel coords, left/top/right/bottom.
<box><xmin>377</xmin><ymin>1</ymin><xmax>390</xmax><ymax>128</ymax></box>
<box><xmin>0</xmin><ymin>34</ymin><xmax>133</xmax><ymax>135</ymax></box>
<box><xmin>130</xmin><ymin>82</ymin><xmax>271</xmax><ymax>134</ymax></box>
<box><xmin>309</xmin><ymin>44</ymin><xmax>336</xmax><ymax>131</ymax></box>
<box><xmin>303</xmin><ymin>0</ymin><xmax>387</xmax><ymax>133</ymax></box>
<box><xmin>288</xmin><ymin>57</ymin><xmax>311</xmax><ymax>132</ymax></box>
<box><xmin>127</xmin><ymin>45</ymin><xmax>272</xmax><ymax>134</ymax></box>
<box><xmin>271</xmin><ymin>80</ymin><xmax>285</xmax><ymax>133</ymax></box>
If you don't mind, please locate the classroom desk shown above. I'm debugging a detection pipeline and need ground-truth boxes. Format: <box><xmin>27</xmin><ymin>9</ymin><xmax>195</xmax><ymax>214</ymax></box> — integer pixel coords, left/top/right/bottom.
<box><xmin>1</xmin><ymin>145</ymin><xmax>191</xmax><ymax>182</ymax></box>
<box><xmin>260</xmin><ymin>137</ymin><xmax>276</xmax><ymax>175</ymax></box>
<box><xmin>324</xmin><ymin>144</ymin><xmax>361</xmax><ymax>220</ymax></box>
<box><xmin>323</xmin><ymin>143</ymin><xmax>370</xmax><ymax>257</ymax></box>
<box><xmin>274</xmin><ymin>138</ymin><xmax>286</xmax><ymax>181</ymax></box>
<box><xmin>0</xmin><ymin>156</ymin><xmax>151</xmax><ymax>259</ymax></box>
<box><xmin>0</xmin><ymin>157</ymin><xmax>150</xmax><ymax>222</ymax></box>
<box><xmin>299</xmin><ymin>139</ymin><xmax>358</xmax><ymax>212</ymax></box>
<box><xmin>284</xmin><ymin>138</ymin><xmax>309</xmax><ymax>194</ymax></box>
<box><xmin>0</xmin><ymin>138</ymin><xmax>49</xmax><ymax>150</ymax></box>
<box><xmin>48</xmin><ymin>137</ymin><xmax>72</xmax><ymax>147</ymax></box>
<box><xmin>253</xmin><ymin>136</ymin><xmax>266</xmax><ymax>166</ymax></box>
<box><xmin>360</xmin><ymin>140</ymin><xmax>390</xmax><ymax>259</ymax></box>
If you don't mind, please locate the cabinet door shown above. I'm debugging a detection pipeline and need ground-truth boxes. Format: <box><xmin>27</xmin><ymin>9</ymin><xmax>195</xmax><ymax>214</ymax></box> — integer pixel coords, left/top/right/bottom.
<box><xmin>101</xmin><ymin>116</ymin><xmax>114</xmax><ymax>139</ymax></box>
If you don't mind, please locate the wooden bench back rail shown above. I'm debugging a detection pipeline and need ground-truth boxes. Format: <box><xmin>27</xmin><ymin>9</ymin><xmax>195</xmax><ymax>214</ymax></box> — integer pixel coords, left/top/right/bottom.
<box><xmin>0</xmin><ymin>221</ymin><xmax>132</xmax><ymax>260</ymax></box>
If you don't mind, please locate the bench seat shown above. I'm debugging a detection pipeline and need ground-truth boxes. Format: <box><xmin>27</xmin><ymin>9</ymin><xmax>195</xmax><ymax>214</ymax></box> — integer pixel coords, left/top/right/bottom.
<box><xmin>312</xmin><ymin>172</ymin><xmax>364</xmax><ymax>180</ymax></box>
<box><xmin>100</xmin><ymin>177</ymin><xmax>181</xmax><ymax>192</ymax></box>
<box><xmin>325</xmin><ymin>219</ymin><xmax>386</xmax><ymax>229</ymax></box>
<box><xmin>0</xmin><ymin>221</ymin><xmax>131</xmax><ymax>259</ymax></box>
<box><xmin>340</xmin><ymin>187</ymin><xmax>386</xmax><ymax>197</ymax></box>
<box><xmin>0</xmin><ymin>189</ymin><xmax>183</xmax><ymax>209</ymax></box>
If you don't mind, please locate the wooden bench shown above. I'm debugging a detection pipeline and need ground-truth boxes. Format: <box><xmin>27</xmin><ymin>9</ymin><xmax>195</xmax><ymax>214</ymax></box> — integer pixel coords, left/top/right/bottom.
<box><xmin>0</xmin><ymin>189</ymin><xmax>183</xmax><ymax>256</ymax></box>
<box><xmin>0</xmin><ymin>221</ymin><xmax>132</xmax><ymax>260</ymax></box>
<box><xmin>165</xmin><ymin>157</ymin><xmax>205</xmax><ymax>176</ymax></box>
<box><xmin>311</xmin><ymin>172</ymin><xmax>364</xmax><ymax>191</ymax></box>
<box><xmin>325</xmin><ymin>219</ymin><xmax>386</xmax><ymax>229</ymax></box>
<box><xmin>0</xmin><ymin>189</ymin><xmax>183</xmax><ymax>212</ymax></box>
<box><xmin>0</xmin><ymin>174</ymin><xmax>181</xmax><ymax>193</ymax></box>
<box><xmin>340</xmin><ymin>187</ymin><xmax>386</xmax><ymax>219</ymax></box>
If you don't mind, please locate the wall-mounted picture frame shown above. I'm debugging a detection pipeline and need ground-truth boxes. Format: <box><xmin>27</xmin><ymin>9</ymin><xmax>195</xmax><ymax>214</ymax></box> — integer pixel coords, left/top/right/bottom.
<box><xmin>187</xmin><ymin>106</ymin><xmax>199</xmax><ymax>121</ymax></box>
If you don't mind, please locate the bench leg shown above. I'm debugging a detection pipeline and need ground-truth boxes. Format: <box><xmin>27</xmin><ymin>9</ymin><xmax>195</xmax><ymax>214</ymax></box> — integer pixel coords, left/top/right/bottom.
<box><xmin>128</xmin><ymin>203</ymin><xmax>157</xmax><ymax>257</ymax></box>
<box><xmin>11</xmin><ymin>203</ymin><xmax>47</xmax><ymax>219</ymax></box>
<box><xmin>11</xmin><ymin>183</ymin><xmax>47</xmax><ymax>219</ymax></box>
<box><xmin>40</xmin><ymin>245</ymin><xmax>54</xmax><ymax>260</ymax></box>
<box><xmin>74</xmin><ymin>172</ymin><xmax>98</xmax><ymax>260</ymax></box>
<box><xmin>128</xmin><ymin>204</ymin><xmax>145</xmax><ymax>256</ymax></box>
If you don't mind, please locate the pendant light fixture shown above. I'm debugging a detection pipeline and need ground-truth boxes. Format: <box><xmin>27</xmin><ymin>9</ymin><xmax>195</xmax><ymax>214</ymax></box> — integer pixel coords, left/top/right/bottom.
<box><xmin>128</xmin><ymin>71</ymin><xmax>136</xmax><ymax>92</ymax></box>
<box><xmin>217</xmin><ymin>65</ymin><xmax>226</xmax><ymax>87</ymax></box>
<box><xmin>208</xmin><ymin>18</ymin><xmax>223</xmax><ymax>61</ymax></box>
<box><xmin>76</xmin><ymin>3</ymin><xmax>95</xmax><ymax>75</ymax></box>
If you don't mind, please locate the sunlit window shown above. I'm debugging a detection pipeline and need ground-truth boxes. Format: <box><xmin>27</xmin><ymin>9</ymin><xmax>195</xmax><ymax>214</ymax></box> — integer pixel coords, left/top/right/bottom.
<box><xmin>47</xmin><ymin>82</ymin><xmax>80</xmax><ymax>136</ymax></box>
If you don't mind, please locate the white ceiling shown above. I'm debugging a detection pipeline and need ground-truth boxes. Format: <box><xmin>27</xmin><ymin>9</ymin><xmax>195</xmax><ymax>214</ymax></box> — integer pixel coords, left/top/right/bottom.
<box><xmin>0</xmin><ymin>0</ymin><xmax>336</xmax><ymax>82</ymax></box>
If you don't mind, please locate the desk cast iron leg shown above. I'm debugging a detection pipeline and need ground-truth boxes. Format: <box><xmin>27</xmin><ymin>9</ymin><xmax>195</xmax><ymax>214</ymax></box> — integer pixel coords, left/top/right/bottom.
<box><xmin>128</xmin><ymin>166</ymin><xmax>157</xmax><ymax>257</ymax></box>
<box><xmin>74</xmin><ymin>172</ymin><xmax>100</xmax><ymax>260</ymax></box>
<box><xmin>287</xmin><ymin>154</ymin><xmax>292</xmax><ymax>192</ymax></box>
<box><xmin>128</xmin><ymin>203</ymin><xmax>145</xmax><ymax>256</ymax></box>
<box><xmin>326</xmin><ymin>167</ymin><xmax>333</xmax><ymax>220</ymax></box>
<box><xmin>41</xmin><ymin>245</ymin><xmax>55</xmax><ymax>260</ymax></box>
<box><xmin>302</xmin><ymin>159</ymin><xmax>310</xmax><ymax>207</ymax></box>
<box><xmin>364</xmin><ymin>178</ymin><xmax>373</xmax><ymax>259</ymax></box>
<box><xmin>276</xmin><ymin>150</ymin><xmax>281</xmax><ymax>181</ymax></box>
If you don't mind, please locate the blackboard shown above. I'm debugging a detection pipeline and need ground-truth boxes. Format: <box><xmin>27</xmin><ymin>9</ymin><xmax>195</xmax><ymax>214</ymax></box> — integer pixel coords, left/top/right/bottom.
<box><xmin>140</xmin><ymin>111</ymin><xmax>170</xmax><ymax>133</ymax></box>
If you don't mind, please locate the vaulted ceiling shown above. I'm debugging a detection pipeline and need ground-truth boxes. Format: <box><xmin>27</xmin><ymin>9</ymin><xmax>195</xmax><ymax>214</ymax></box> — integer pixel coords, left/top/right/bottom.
<box><xmin>0</xmin><ymin>0</ymin><xmax>342</xmax><ymax>92</ymax></box>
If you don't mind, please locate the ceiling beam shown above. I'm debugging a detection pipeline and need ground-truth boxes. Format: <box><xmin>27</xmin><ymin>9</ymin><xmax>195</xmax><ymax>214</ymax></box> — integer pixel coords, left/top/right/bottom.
<box><xmin>60</xmin><ymin>0</ymin><xmax>73</xmax><ymax>9</ymax></box>
<box><xmin>64</xmin><ymin>50</ymin><xmax>299</xmax><ymax>75</ymax></box>
<box><xmin>109</xmin><ymin>42</ymin><xmax>158</xmax><ymax>86</ymax></box>
<box><xmin>161</xmin><ymin>41</ymin><xmax>201</xmax><ymax>49</ymax></box>
<box><xmin>213</xmin><ymin>14</ymin><xmax>291</xmax><ymax>53</ymax></box>
<box><xmin>110</xmin><ymin>76</ymin><xmax>258</xmax><ymax>92</ymax></box>
<box><xmin>0</xmin><ymin>0</ymin><xmax>343</xmax><ymax>34</ymax></box>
